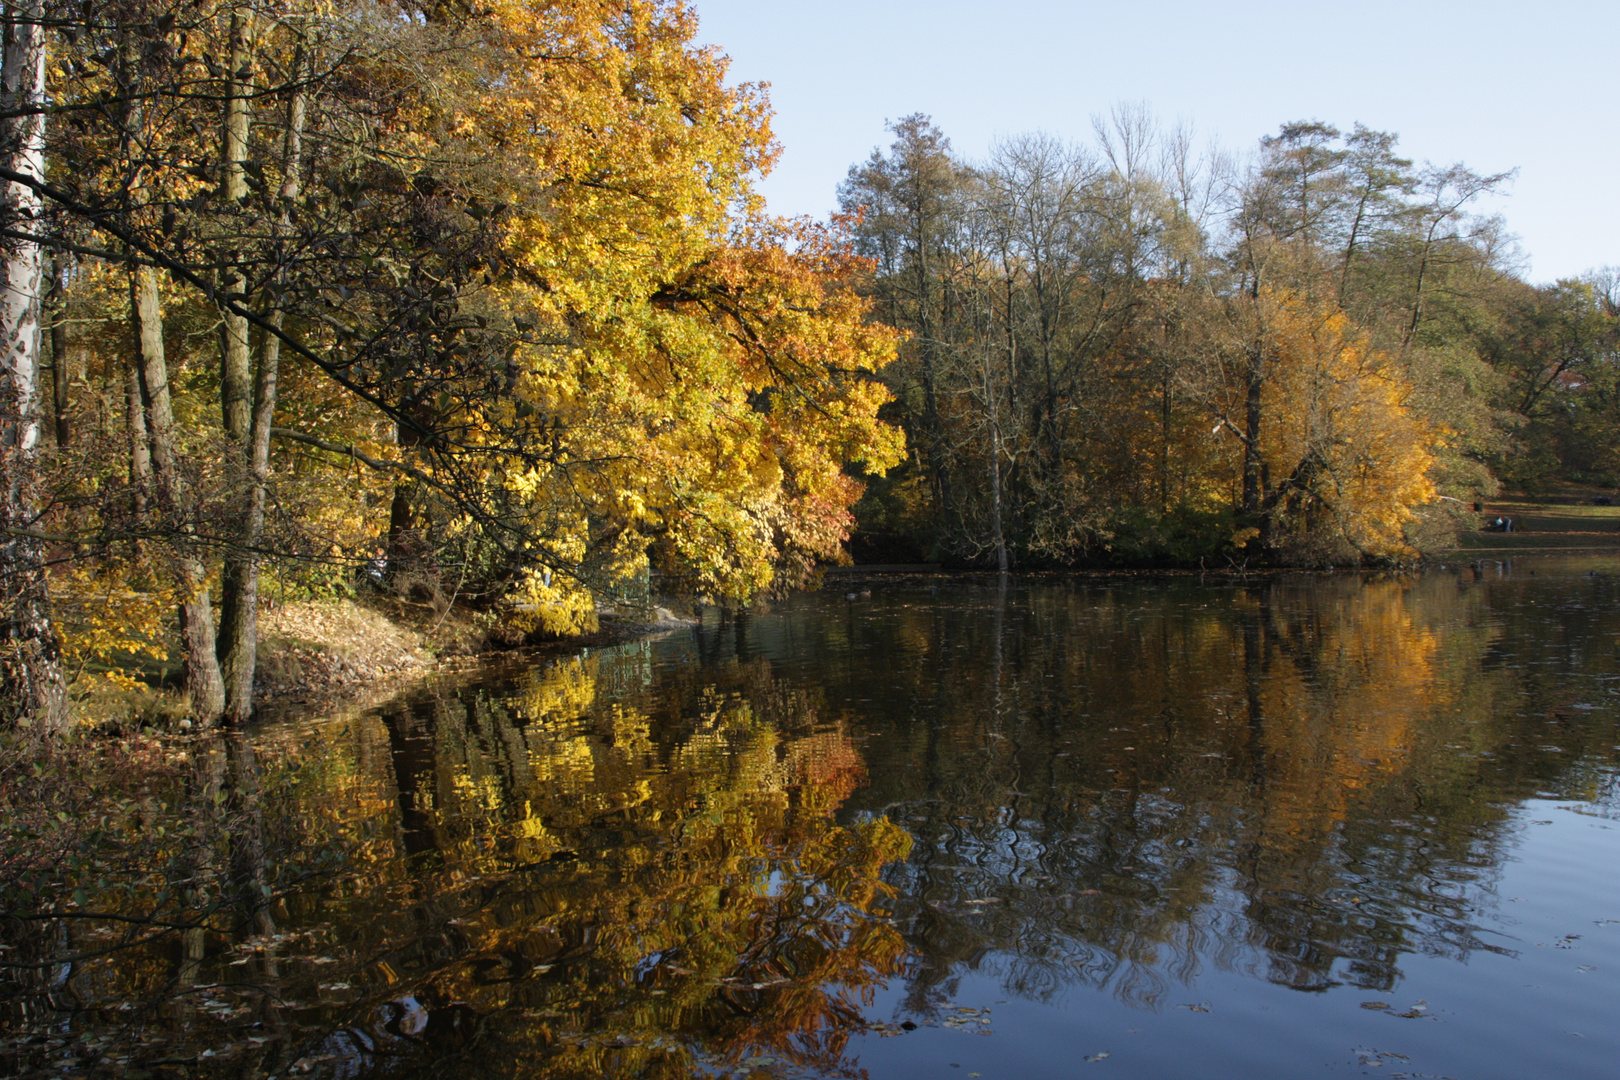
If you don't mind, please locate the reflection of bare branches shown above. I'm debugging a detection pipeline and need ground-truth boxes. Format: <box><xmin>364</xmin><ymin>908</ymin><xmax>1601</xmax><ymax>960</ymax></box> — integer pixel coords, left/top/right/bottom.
<box><xmin>0</xmin><ymin>730</ymin><xmax>347</xmax><ymax>1078</ymax></box>
<box><xmin>12</xmin><ymin>572</ymin><xmax>1620</xmax><ymax>1073</ymax></box>
<box><xmin>825</xmin><ymin>573</ymin><xmax>1585</xmax><ymax>1016</ymax></box>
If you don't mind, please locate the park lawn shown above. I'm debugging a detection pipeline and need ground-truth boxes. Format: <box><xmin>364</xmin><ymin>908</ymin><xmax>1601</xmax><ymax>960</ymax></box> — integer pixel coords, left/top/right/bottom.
<box><xmin>1447</xmin><ymin>483</ymin><xmax>1620</xmax><ymax>555</ymax></box>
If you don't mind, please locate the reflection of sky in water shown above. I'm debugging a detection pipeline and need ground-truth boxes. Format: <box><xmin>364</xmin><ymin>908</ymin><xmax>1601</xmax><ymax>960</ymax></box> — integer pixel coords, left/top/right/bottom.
<box><xmin>843</xmin><ymin>797</ymin><xmax>1620</xmax><ymax>1080</ymax></box>
<box><xmin>20</xmin><ymin>558</ymin><xmax>1620</xmax><ymax>1079</ymax></box>
<box><xmin>646</xmin><ymin>558</ymin><xmax>1620</xmax><ymax>1076</ymax></box>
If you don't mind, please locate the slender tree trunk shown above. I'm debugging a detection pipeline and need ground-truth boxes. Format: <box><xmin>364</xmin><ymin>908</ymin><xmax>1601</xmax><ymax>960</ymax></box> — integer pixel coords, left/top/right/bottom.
<box><xmin>989</xmin><ymin>387</ymin><xmax>1007</xmax><ymax>571</ymax></box>
<box><xmin>45</xmin><ymin>253</ymin><xmax>68</xmax><ymax>447</ymax></box>
<box><xmin>125</xmin><ymin>362</ymin><xmax>150</xmax><ymax>517</ymax></box>
<box><xmin>0</xmin><ymin>1</ymin><xmax>68</xmax><ymax>733</ymax></box>
<box><xmin>221</xmin><ymin>46</ymin><xmax>305</xmax><ymax>723</ymax></box>
<box><xmin>132</xmin><ymin>265</ymin><xmax>225</xmax><ymax>723</ymax></box>
<box><xmin>1160</xmin><ymin>363</ymin><xmax>1172</xmax><ymax>512</ymax></box>
<box><xmin>218</xmin><ymin>6</ymin><xmax>254</xmax><ymax>442</ymax></box>
<box><xmin>215</xmin><ymin>7</ymin><xmax>256</xmax><ymax>718</ymax></box>
<box><xmin>1242</xmin><ymin>350</ymin><xmax>1264</xmax><ymax>514</ymax></box>
<box><xmin>1402</xmin><ymin>229</ymin><xmax>1435</xmax><ymax>352</ymax></box>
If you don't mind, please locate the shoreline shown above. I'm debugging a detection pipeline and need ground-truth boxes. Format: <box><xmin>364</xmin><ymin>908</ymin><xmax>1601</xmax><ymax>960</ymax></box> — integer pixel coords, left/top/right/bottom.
<box><xmin>253</xmin><ymin>542</ymin><xmax>1620</xmax><ymax>722</ymax></box>
<box><xmin>244</xmin><ymin>597</ymin><xmax>699</xmax><ymax>723</ymax></box>
<box><xmin>80</xmin><ymin>481</ymin><xmax>1620</xmax><ymax>733</ymax></box>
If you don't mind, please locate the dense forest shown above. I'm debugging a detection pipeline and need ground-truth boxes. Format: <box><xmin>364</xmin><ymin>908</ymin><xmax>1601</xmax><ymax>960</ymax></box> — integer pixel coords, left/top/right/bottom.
<box><xmin>841</xmin><ymin>111</ymin><xmax>1620</xmax><ymax>570</ymax></box>
<box><xmin>1</xmin><ymin>1</ymin><xmax>1617</xmax><ymax>733</ymax></box>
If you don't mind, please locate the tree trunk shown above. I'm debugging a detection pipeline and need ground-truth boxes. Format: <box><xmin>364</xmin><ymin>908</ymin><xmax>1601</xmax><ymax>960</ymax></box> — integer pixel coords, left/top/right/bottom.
<box><xmin>220</xmin><ymin>45</ymin><xmax>304</xmax><ymax>723</ymax></box>
<box><xmin>45</xmin><ymin>253</ymin><xmax>69</xmax><ymax>447</ymax></box>
<box><xmin>1160</xmin><ymin>363</ymin><xmax>1172</xmax><ymax>512</ymax></box>
<box><xmin>132</xmin><ymin>264</ymin><xmax>225</xmax><ymax>723</ymax></box>
<box><xmin>218</xmin><ymin>5</ymin><xmax>254</xmax><ymax>442</ymax></box>
<box><xmin>0</xmin><ymin>1</ymin><xmax>68</xmax><ymax>733</ymax></box>
<box><xmin>125</xmin><ymin>361</ymin><xmax>150</xmax><ymax>517</ymax></box>
<box><xmin>989</xmin><ymin>396</ymin><xmax>1007</xmax><ymax>572</ymax></box>
<box><xmin>1241</xmin><ymin>342</ymin><xmax>1264</xmax><ymax>518</ymax></box>
<box><xmin>215</xmin><ymin>6</ymin><xmax>254</xmax><ymax>716</ymax></box>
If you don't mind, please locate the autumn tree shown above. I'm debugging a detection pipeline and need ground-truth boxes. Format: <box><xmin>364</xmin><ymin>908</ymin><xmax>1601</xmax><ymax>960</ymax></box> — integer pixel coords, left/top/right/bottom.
<box><xmin>1242</xmin><ymin>288</ymin><xmax>1438</xmax><ymax>562</ymax></box>
<box><xmin>7</xmin><ymin>0</ymin><xmax>903</xmax><ymax>728</ymax></box>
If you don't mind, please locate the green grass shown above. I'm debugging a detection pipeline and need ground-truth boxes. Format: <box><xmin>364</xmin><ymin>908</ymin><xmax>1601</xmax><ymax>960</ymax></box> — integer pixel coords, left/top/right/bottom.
<box><xmin>1445</xmin><ymin>482</ymin><xmax>1620</xmax><ymax>555</ymax></box>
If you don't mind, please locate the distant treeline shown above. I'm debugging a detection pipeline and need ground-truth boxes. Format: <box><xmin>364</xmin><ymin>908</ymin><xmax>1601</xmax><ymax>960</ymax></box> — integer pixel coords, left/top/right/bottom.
<box><xmin>837</xmin><ymin>111</ymin><xmax>1620</xmax><ymax>568</ymax></box>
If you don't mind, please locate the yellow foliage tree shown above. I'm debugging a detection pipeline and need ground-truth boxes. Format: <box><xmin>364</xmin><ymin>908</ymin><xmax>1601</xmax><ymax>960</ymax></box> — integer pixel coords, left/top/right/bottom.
<box><xmin>338</xmin><ymin>2</ymin><xmax>904</xmax><ymax>611</ymax></box>
<box><xmin>26</xmin><ymin>0</ymin><xmax>900</xmax><ymax>715</ymax></box>
<box><xmin>1251</xmin><ymin>288</ymin><xmax>1439</xmax><ymax>562</ymax></box>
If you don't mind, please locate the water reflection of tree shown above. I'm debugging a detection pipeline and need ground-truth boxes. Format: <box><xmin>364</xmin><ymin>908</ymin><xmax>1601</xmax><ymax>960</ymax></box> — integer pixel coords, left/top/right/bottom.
<box><xmin>4</xmin><ymin>645</ymin><xmax>915</xmax><ymax>1079</ymax></box>
<box><xmin>253</xmin><ymin>649</ymin><xmax>912</xmax><ymax>1079</ymax></box>
<box><xmin>16</xmin><ymin>570</ymin><xmax>1620</xmax><ymax>1074</ymax></box>
<box><xmin>0</xmin><ymin>729</ymin><xmax>312</xmax><ymax>1078</ymax></box>
<box><xmin>830</xmin><ymin>572</ymin><xmax>1620</xmax><ymax>1009</ymax></box>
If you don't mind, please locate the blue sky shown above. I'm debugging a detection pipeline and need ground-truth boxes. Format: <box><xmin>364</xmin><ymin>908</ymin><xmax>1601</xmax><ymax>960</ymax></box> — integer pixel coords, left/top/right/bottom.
<box><xmin>693</xmin><ymin>0</ymin><xmax>1616</xmax><ymax>284</ymax></box>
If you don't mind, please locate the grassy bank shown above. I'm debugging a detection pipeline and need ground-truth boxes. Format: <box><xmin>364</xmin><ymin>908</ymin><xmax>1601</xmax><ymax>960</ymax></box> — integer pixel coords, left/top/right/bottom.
<box><xmin>1446</xmin><ymin>483</ymin><xmax>1620</xmax><ymax>558</ymax></box>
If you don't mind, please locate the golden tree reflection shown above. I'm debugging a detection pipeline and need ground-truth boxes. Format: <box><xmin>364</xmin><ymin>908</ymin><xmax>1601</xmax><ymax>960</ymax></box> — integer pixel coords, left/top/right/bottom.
<box><xmin>11</xmin><ymin>568</ymin><xmax>1620</xmax><ymax>1077</ymax></box>
<box><xmin>250</xmin><ymin>646</ymin><xmax>914</xmax><ymax>1078</ymax></box>
<box><xmin>828</xmin><ymin>570</ymin><xmax>1614</xmax><ymax>1005</ymax></box>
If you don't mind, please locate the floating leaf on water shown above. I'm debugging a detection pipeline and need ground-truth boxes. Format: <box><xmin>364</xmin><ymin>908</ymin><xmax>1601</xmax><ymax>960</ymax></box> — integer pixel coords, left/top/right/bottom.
<box><xmin>1087</xmin><ymin>1051</ymin><xmax>1111</xmax><ymax>1062</ymax></box>
<box><xmin>1361</xmin><ymin>1001</ymin><xmax>1390</xmax><ymax>1010</ymax></box>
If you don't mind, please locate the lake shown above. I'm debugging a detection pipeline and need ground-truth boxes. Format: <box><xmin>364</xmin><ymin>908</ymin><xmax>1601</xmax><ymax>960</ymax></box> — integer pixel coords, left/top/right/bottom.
<box><xmin>12</xmin><ymin>556</ymin><xmax>1620</xmax><ymax>1079</ymax></box>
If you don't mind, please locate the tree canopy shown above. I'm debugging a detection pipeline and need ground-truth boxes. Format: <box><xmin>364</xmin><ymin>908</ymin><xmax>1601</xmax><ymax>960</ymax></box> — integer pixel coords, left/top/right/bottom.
<box><xmin>1</xmin><ymin>0</ymin><xmax>901</xmax><ymax>729</ymax></box>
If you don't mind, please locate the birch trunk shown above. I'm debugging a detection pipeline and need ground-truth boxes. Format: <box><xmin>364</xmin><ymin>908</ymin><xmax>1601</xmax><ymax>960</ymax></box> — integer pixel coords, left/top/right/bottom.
<box><xmin>218</xmin><ymin>6</ymin><xmax>253</xmax><ymax>441</ymax></box>
<box><xmin>0</xmin><ymin>2</ymin><xmax>67</xmax><ymax>733</ymax></box>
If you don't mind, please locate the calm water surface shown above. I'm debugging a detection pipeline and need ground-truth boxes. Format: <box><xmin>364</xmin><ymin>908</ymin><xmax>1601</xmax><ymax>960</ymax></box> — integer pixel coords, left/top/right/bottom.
<box><xmin>35</xmin><ymin>559</ymin><xmax>1620</xmax><ymax>1078</ymax></box>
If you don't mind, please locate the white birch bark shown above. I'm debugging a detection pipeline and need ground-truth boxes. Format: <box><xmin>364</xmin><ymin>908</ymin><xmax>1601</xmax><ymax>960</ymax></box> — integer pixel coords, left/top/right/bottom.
<box><xmin>0</xmin><ymin>1</ymin><xmax>67</xmax><ymax>732</ymax></box>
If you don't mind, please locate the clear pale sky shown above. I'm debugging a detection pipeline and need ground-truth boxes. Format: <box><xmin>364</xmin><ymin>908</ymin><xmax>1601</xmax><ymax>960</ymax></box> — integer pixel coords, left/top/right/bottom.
<box><xmin>692</xmin><ymin>0</ymin><xmax>1616</xmax><ymax>285</ymax></box>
